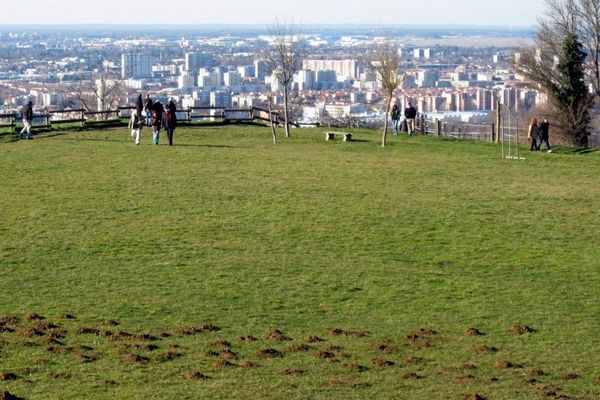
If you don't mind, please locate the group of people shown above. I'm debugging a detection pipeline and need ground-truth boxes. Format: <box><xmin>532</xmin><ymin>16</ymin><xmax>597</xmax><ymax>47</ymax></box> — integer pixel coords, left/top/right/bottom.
<box><xmin>129</xmin><ymin>94</ymin><xmax>177</xmax><ymax>146</ymax></box>
<box><xmin>527</xmin><ymin>117</ymin><xmax>552</xmax><ymax>153</ymax></box>
<box><xmin>390</xmin><ymin>102</ymin><xmax>418</xmax><ymax>135</ymax></box>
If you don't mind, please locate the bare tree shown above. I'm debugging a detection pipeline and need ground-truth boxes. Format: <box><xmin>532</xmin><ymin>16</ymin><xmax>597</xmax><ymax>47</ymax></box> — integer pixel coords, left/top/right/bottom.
<box><xmin>266</xmin><ymin>21</ymin><xmax>302</xmax><ymax>138</ymax></box>
<box><xmin>266</xmin><ymin>92</ymin><xmax>277</xmax><ymax>144</ymax></box>
<box><xmin>64</xmin><ymin>66</ymin><xmax>125</xmax><ymax>119</ymax></box>
<box><xmin>578</xmin><ymin>0</ymin><xmax>600</xmax><ymax>95</ymax></box>
<box><xmin>373</xmin><ymin>41</ymin><xmax>403</xmax><ymax>147</ymax></box>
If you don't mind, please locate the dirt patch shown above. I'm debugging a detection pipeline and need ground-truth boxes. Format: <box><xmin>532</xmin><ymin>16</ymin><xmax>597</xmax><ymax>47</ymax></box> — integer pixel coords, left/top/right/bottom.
<box><xmin>458</xmin><ymin>363</ymin><xmax>477</xmax><ymax>370</ymax></box>
<box><xmin>238</xmin><ymin>335</ymin><xmax>258</xmax><ymax>343</ymax></box>
<box><xmin>103</xmin><ymin>380</ymin><xmax>117</xmax><ymax>386</ymax></box>
<box><xmin>463</xmin><ymin>394</ymin><xmax>486</xmax><ymax>400</ymax></box>
<box><xmin>326</xmin><ymin>328</ymin><xmax>367</xmax><ymax>338</ymax></box>
<box><xmin>204</xmin><ymin>350</ymin><xmax>220</xmax><ymax>357</ymax></box>
<box><xmin>17</xmin><ymin>327</ymin><xmax>44</xmax><ymax>337</ymax></box>
<box><xmin>306</xmin><ymin>336</ymin><xmax>324</xmax><ymax>343</ymax></box>
<box><xmin>409</xmin><ymin>341</ymin><xmax>432</xmax><ymax>350</ymax></box>
<box><xmin>73</xmin><ymin>354</ymin><xmax>98</xmax><ymax>363</ymax></box>
<box><xmin>47</xmin><ymin>346</ymin><xmax>66</xmax><ymax>354</ymax></box>
<box><xmin>59</xmin><ymin>314</ymin><xmax>75</xmax><ymax>320</ymax></box>
<box><xmin>238</xmin><ymin>360</ymin><xmax>257</xmax><ymax>369</ymax></box>
<box><xmin>31</xmin><ymin>322</ymin><xmax>58</xmax><ymax>331</ymax></box>
<box><xmin>159</xmin><ymin>332</ymin><xmax>171</xmax><ymax>338</ymax></box>
<box><xmin>213</xmin><ymin>359</ymin><xmax>234</xmax><ymax>368</ymax></box>
<box><xmin>123</xmin><ymin>354</ymin><xmax>150</xmax><ymax>364</ymax></box>
<box><xmin>475</xmin><ymin>345</ymin><xmax>499</xmax><ymax>354</ymax></box>
<box><xmin>0</xmin><ymin>391</ymin><xmax>25</xmax><ymax>400</ymax></box>
<box><xmin>266</xmin><ymin>329</ymin><xmax>291</xmax><ymax>342</ymax></box>
<box><xmin>314</xmin><ymin>350</ymin><xmax>336</xmax><ymax>359</ymax></box>
<box><xmin>0</xmin><ymin>326</ymin><xmax>15</xmax><ymax>334</ymax></box>
<box><xmin>404</xmin><ymin>356</ymin><xmax>423</xmax><ymax>365</ymax></box>
<box><xmin>562</xmin><ymin>373</ymin><xmax>580</xmax><ymax>380</ymax></box>
<box><xmin>282</xmin><ymin>368</ymin><xmax>304</xmax><ymax>376</ymax></box>
<box><xmin>26</xmin><ymin>313</ymin><xmax>45</xmax><ymax>321</ymax></box>
<box><xmin>174</xmin><ymin>325</ymin><xmax>220</xmax><ymax>335</ymax></box>
<box><xmin>507</xmin><ymin>325</ymin><xmax>535</xmax><ymax>335</ymax></box>
<box><xmin>33</xmin><ymin>359</ymin><xmax>49</xmax><ymax>366</ymax></box>
<box><xmin>345</xmin><ymin>363</ymin><xmax>367</xmax><ymax>372</ymax></box>
<box><xmin>40</xmin><ymin>337</ymin><xmax>63</xmax><ymax>346</ymax></box>
<box><xmin>372</xmin><ymin>358</ymin><xmax>394</xmax><ymax>368</ymax></box>
<box><xmin>183</xmin><ymin>371</ymin><xmax>209</xmax><ymax>380</ymax></box>
<box><xmin>49</xmin><ymin>372</ymin><xmax>71</xmax><ymax>379</ymax></box>
<box><xmin>155</xmin><ymin>351</ymin><xmax>182</xmax><ymax>362</ymax></box>
<box><xmin>1</xmin><ymin>373</ymin><xmax>19</xmax><ymax>381</ymax></box>
<box><xmin>0</xmin><ymin>316</ymin><xmax>19</xmax><ymax>326</ymax></box>
<box><xmin>528</xmin><ymin>370</ymin><xmax>546</xmax><ymax>377</ymax></box>
<box><xmin>212</xmin><ymin>340</ymin><xmax>231</xmax><ymax>348</ymax></box>
<box><xmin>255</xmin><ymin>348</ymin><xmax>283</xmax><ymax>358</ymax></box>
<box><xmin>372</xmin><ymin>343</ymin><xmax>400</xmax><ymax>354</ymax></box>
<box><xmin>77</xmin><ymin>326</ymin><xmax>100</xmax><ymax>335</ymax></box>
<box><xmin>406</xmin><ymin>328</ymin><xmax>436</xmax><ymax>339</ymax></box>
<box><xmin>107</xmin><ymin>331</ymin><xmax>132</xmax><ymax>341</ymax></box>
<box><xmin>218</xmin><ymin>350</ymin><xmax>237</xmax><ymax>359</ymax></box>
<box><xmin>103</xmin><ymin>320</ymin><xmax>119</xmax><ymax>326</ymax></box>
<box><xmin>465</xmin><ymin>328</ymin><xmax>484</xmax><ymax>337</ymax></box>
<box><xmin>495</xmin><ymin>360</ymin><xmax>521</xmax><ymax>369</ymax></box>
<box><xmin>44</xmin><ymin>330</ymin><xmax>66</xmax><ymax>340</ymax></box>
<box><xmin>402</xmin><ymin>372</ymin><xmax>423</xmax><ymax>380</ymax></box>
<box><xmin>536</xmin><ymin>385</ymin><xmax>563</xmax><ymax>397</ymax></box>
<box><xmin>132</xmin><ymin>333</ymin><xmax>157</xmax><ymax>342</ymax></box>
<box><xmin>288</xmin><ymin>343</ymin><xmax>312</xmax><ymax>352</ymax></box>
<box><xmin>454</xmin><ymin>374</ymin><xmax>476</xmax><ymax>384</ymax></box>
<box><xmin>595</xmin><ymin>376</ymin><xmax>600</xmax><ymax>384</ymax></box>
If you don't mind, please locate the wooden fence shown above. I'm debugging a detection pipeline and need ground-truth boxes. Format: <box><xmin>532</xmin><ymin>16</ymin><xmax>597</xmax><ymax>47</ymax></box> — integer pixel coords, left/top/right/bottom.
<box><xmin>0</xmin><ymin>106</ymin><xmax>294</xmax><ymax>130</ymax></box>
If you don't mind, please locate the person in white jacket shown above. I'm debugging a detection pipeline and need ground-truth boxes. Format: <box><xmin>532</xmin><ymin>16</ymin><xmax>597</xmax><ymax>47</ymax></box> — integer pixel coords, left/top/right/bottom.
<box><xmin>128</xmin><ymin>109</ymin><xmax>143</xmax><ymax>145</ymax></box>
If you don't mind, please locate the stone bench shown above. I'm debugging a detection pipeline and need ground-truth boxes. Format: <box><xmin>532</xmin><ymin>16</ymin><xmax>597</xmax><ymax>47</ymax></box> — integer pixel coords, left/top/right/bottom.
<box><xmin>325</xmin><ymin>131</ymin><xmax>352</xmax><ymax>142</ymax></box>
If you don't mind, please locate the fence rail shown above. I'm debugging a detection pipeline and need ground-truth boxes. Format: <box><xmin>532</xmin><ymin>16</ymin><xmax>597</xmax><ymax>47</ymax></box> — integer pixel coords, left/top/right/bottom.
<box><xmin>0</xmin><ymin>105</ymin><xmax>290</xmax><ymax>130</ymax></box>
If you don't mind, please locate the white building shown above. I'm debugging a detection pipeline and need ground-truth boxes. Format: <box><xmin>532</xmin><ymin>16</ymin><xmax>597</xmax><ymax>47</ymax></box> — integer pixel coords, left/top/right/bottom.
<box><xmin>121</xmin><ymin>53</ymin><xmax>154</xmax><ymax>78</ymax></box>
<box><xmin>210</xmin><ymin>90</ymin><xmax>232</xmax><ymax>108</ymax></box>
<box><xmin>178</xmin><ymin>71</ymin><xmax>196</xmax><ymax>89</ymax></box>
<box><xmin>302</xmin><ymin>59</ymin><xmax>357</xmax><ymax>80</ymax></box>
<box><xmin>224</xmin><ymin>71</ymin><xmax>242</xmax><ymax>87</ymax></box>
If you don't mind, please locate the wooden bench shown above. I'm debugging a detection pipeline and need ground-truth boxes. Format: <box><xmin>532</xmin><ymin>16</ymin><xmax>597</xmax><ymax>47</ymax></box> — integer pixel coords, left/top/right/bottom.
<box><xmin>325</xmin><ymin>131</ymin><xmax>352</xmax><ymax>142</ymax></box>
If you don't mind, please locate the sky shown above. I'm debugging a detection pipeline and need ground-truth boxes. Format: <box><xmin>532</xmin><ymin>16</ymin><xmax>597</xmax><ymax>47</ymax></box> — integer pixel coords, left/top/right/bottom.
<box><xmin>0</xmin><ymin>0</ymin><xmax>545</xmax><ymax>26</ymax></box>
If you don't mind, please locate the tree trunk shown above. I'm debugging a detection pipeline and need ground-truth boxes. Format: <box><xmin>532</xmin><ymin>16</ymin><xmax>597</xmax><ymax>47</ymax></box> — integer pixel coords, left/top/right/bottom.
<box><xmin>283</xmin><ymin>85</ymin><xmax>291</xmax><ymax>138</ymax></box>
<box><xmin>269</xmin><ymin>100</ymin><xmax>277</xmax><ymax>144</ymax></box>
<box><xmin>382</xmin><ymin>97</ymin><xmax>391</xmax><ymax>147</ymax></box>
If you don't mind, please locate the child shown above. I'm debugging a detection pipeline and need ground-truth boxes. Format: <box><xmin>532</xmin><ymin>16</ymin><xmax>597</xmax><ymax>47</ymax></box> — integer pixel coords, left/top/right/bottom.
<box><xmin>128</xmin><ymin>109</ymin><xmax>143</xmax><ymax>145</ymax></box>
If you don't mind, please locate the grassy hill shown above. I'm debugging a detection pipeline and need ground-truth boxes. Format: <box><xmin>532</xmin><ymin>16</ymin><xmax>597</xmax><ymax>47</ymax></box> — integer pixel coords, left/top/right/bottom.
<box><xmin>0</xmin><ymin>126</ymin><xmax>599</xmax><ymax>399</ymax></box>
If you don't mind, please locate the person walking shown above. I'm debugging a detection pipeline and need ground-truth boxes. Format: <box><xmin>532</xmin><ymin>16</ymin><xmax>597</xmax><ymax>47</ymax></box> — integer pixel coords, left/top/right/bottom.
<box><xmin>404</xmin><ymin>102</ymin><xmax>417</xmax><ymax>135</ymax></box>
<box><xmin>128</xmin><ymin>109</ymin><xmax>144</xmax><ymax>145</ymax></box>
<box><xmin>539</xmin><ymin>117</ymin><xmax>552</xmax><ymax>153</ymax></box>
<box><xmin>390</xmin><ymin>104</ymin><xmax>400</xmax><ymax>135</ymax></box>
<box><xmin>20</xmin><ymin>101</ymin><xmax>34</xmax><ymax>140</ymax></box>
<box><xmin>143</xmin><ymin>94</ymin><xmax>153</xmax><ymax>127</ymax></box>
<box><xmin>527</xmin><ymin>117</ymin><xmax>541</xmax><ymax>151</ymax></box>
<box><xmin>136</xmin><ymin>94</ymin><xmax>143</xmax><ymax>119</ymax></box>
<box><xmin>163</xmin><ymin>99</ymin><xmax>177</xmax><ymax>146</ymax></box>
<box><xmin>151</xmin><ymin>99</ymin><xmax>163</xmax><ymax>145</ymax></box>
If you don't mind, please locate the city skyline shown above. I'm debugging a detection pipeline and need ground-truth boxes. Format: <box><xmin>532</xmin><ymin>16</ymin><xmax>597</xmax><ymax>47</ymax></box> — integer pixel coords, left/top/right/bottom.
<box><xmin>1</xmin><ymin>0</ymin><xmax>545</xmax><ymax>27</ymax></box>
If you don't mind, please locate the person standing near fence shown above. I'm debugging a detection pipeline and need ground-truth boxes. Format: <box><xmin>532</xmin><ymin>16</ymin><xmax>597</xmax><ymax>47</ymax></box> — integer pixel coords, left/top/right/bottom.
<box><xmin>404</xmin><ymin>102</ymin><xmax>417</xmax><ymax>136</ymax></box>
<box><xmin>527</xmin><ymin>117</ymin><xmax>540</xmax><ymax>151</ymax></box>
<box><xmin>390</xmin><ymin>104</ymin><xmax>400</xmax><ymax>135</ymax></box>
<box><xmin>163</xmin><ymin>99</ymin><xmax>177</xmax><ymax>146</ymax></box>
<box><xmin>144</xmin><ymin>95</ymin><xmax>153</xmax><ymax>127</ymax></box>
<box><xmin>128</xmin><ymin>109</ymin><xmax>144</xmax><ymax>145</ymax></box>
<box><xmin>539</xmin><ymin>118</ymin><xmax>552</xmax><ymax>153</ymax></box>
<box><xmin>20</xmin><ymin>101</ymin><xmax>34</xmax><ymax>140</ymax></box>
<box><xmin>136</xmin><ymin>94</ymin><xmax>143</xmax><ymax>120</ymax></box>
<box><xmin>151</xmin><ymin>99</ymin><xmax>163</xmax><ymax>145</ymax></box>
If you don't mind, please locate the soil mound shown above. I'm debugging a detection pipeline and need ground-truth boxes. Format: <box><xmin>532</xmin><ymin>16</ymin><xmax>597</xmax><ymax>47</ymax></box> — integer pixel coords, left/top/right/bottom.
<box><xmin>465</xmin><ymin>328</ymin><xmax>484</xmax><ymax>336</ymax></box>
<box><xmin>183</xmin><ymin>371</ymin><xmax>209</xmax><ymax>380</ymax></box>
<box><xmin>372</xmin><ymin>358</ymin><xmax>394</xmax><ymax>367</ymax></box>
<box><xmin>0</xmin><ymin>391</ymin><xmax>24</xmax><ymax>400</ymax></box>
<box><xmin>282</xmin><ymin>369</ymin><xmax>304</xmax><ymax>376</ymax></box>
<box><xmin>266</xmin><ymin>329</ymin><xmax>291</xmax><ymax>342</ymax></box>
<box><xmin>475</xmin><ymin>345</ymin><xmax>498</xmax><ymax>354</ymax></box>
<box><xmin>238</xmin><ymin>335</ymin><xmax>258</xmax><ymax>343</ymax></box>
<box><xmin>175</xmin><ymin>325</ymin><xmax>220</xmax><ymax>335</ymax></box>
<box><xmin>463</xmin><ymin>394</ymin><xmax>486</xmax><ymax>400</ymax></box>
<box><xmin>507</xmin><ymin>325</ymin><xmax>534</xmax><ymax>335</ymax></box>
<box><xmin>306</xmin><ymin>336</ymin><xmax>324</xmax><ymax>343</ymax></box>
<box><xmin>238</xmin><ymin>361</ymin><xmax>257</xmax><ymax>369</ymax></box>
<box><xmin>213</xmin><ymin>359</ymin><xmax>234</xmax><ymax>368</ymax></box>
<box><xmin>402</xmin><ymin>372</ymin><xmax>423</xmax><ymax>380</ymax></box>
<box><xmin>255</xmin><ymin>348</ymin><xmax>283</xmax><ymax>358</ymax></box>
<box><xmin>288</xmin><ymin>343</ymin><xmax>312</xmax><ymax>352</ymax></box>
<box><xmin>1</xmin><ymin>373</ymin><xmax>19</xmax><ymax>381</ymax></box>
<box><xmin>155</xmin><ymin>352</ymin><xmax>182</xmax><ymax>362</ymax></box>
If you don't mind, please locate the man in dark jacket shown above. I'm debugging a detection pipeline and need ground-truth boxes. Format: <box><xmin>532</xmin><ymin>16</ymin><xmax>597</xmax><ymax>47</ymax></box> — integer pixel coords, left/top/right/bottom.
<box><xmin>539</xmin><ymin>118</ymin><xmax>552</xmax><ymax>153</ymax></box>
<box><xmin>163</xmin><ymin>99</ymin><xmax>177</xmax><ymax>146</ymax></box>
<box><xmin>20</xmin><ymin>101</ymin><xmax>34</xmax><ymax>139</ymax></box>
<box><xmin>151</xmin><ymin>99</ymin><xmax>163</xmax><ymax>145</ymax></box>
<box><xmin>404</xmin><ymin>102</ymin><xmax>417</xmax><ymax>135</ymax></box>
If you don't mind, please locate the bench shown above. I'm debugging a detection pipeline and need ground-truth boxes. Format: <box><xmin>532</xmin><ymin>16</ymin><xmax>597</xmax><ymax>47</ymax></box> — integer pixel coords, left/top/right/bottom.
<box><xmin>325</xmin><ymin>131</ymin><xmax>352</xmax><ymax>142</ymax></box>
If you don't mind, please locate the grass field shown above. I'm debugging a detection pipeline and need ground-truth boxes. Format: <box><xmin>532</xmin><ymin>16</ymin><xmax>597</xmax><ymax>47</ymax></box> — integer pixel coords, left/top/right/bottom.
<box><xmin>0</xmin><ymin>126</ymin><xmax>599</xmax><ymax>399</ymax></box>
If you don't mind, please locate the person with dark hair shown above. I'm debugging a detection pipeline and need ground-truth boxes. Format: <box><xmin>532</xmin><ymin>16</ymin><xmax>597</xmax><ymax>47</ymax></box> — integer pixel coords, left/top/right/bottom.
<box><xmin>404</xmin><ymin>102</ymin><xmax>417</xmax><ymax>136</ymax></box>
<box><xmin>527</xmin><ymin>117</ymin><xmax>541</xmax><ymax>151</ymax></box>
<box><xmin>20</xmin><ymin>101</ymin><xmax>34</xmax><ymax>140</ymax></box>
<box><xmin>163</xmin><ymin>99</ymin><xmax>177</xmax><ymax>146</ymax></box>
<box><xmin>128</xmin><ymin>109</ymin><xmax>144</xmax><ymax>145</ymax></box>
<box><xmin>539</xmin><ymin>118</ymin><xmax>552</xmax><ymax>153</ymax></box>
<box><xmin>143</xmin><ymin>94</ymin><xmax>153</xmax><ymax>127</ymax></box>
<box><xmin>136</xmin><ymin>94</ymin><xmax>143</xmax><ymax>119</ymax></box>
<box><xmin>390</xmin><ymin>104</ymin><xmax>400</xmax><ymax>135</ymax></box>
<box><xmin>151</xmin><ymin>99</ymin><xmax>163</xmax><ymax>145</ymax></box>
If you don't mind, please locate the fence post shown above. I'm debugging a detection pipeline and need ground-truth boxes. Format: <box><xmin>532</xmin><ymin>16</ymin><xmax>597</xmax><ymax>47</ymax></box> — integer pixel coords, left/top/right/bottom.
<box><xmin>436</xmin><ymin>119</ymin><xmax>441</xmax><ymax>136</ymax></box>
<box><xmin>490</xmin><ymin>123</ymin><xmax>495</xmax><ymax>142</ymax></box>
<box><xmin>495</xmin><ymin>100</ymin><xmax>501</xmax><ymax>143</ymax></box>
<box><xmin>45</xmin><ymin>110</ymin><xmax>50</xmax><ymax>128</ymax></box>
<box><xmin>420</xmin><ymin>114</ymin><xmax>425</xmax><ymax>135</ymax></box>
<box><xmin>10</xmin><ymin>113</ymin><xmax>15</xmax><ymax>131</ymax></box>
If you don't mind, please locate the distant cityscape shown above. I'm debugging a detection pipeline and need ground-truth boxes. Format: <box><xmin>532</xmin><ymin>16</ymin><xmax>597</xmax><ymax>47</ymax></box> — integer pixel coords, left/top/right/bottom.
<box><xmin>0</xmin><ymin>25</ymin><xmax>539</xmax><ymax>125</ymax></box>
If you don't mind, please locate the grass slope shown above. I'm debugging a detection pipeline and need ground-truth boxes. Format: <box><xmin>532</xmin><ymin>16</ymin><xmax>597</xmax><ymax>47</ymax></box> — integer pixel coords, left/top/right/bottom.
<box><xmin>0</xmin><ymin>126</ymin><xmax>599</xmax><ymax>399</ymax></box>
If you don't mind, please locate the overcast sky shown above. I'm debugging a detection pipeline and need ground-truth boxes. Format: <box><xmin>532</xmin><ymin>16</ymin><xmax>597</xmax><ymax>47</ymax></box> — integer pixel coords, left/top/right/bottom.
<box><xmin>0</xmin><ymin>0</ymin><xmax>545</xmax><ymax>26</ymax></box>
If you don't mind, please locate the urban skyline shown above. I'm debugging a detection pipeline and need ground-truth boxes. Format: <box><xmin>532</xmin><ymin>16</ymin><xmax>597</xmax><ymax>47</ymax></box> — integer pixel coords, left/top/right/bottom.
<box><xmin>1</xmin><ymin>0</ymin><xmax>545</xmax><ymax>26</ymax></box>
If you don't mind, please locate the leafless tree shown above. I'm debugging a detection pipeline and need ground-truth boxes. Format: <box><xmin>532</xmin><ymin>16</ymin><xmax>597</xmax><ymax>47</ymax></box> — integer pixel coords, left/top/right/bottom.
<box><xmin>266</xmin><ymin>92</ymin><xmax>277</xmax><ymax>144</ymax></box>
<box><xmin>373</xmin><ymin>41</ymin><xmax>403</xmax><ymax>147</ymax></box>
<box><xmin>64</xmin><ymin>67</ymin><xmax>125</xmax><ymax>119</ymax></box>
<box><xmin>266</xmin><ymin>21</ymin><xmax>302</xmax><ymax>138</ymax></box>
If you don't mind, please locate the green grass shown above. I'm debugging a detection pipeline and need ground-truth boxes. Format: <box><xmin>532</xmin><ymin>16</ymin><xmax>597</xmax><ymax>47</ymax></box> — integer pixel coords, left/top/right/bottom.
<box><xmin>0</xmin><ymin>126</ymin><xmax>599</xmax><ymax>399</ymax></box>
